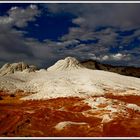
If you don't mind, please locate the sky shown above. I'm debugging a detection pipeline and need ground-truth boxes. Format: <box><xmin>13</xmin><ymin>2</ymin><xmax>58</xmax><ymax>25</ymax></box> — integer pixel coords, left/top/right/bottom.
<box><xmin>0</xmin><ymin>3</ymin><xmax>140</xmax><ymax>68</ymax></box>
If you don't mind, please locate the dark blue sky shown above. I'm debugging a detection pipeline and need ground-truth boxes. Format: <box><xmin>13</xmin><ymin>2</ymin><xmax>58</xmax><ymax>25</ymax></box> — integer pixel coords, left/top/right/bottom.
<box><xmin>0</xmin><ymin>3</ymin><xmax>140</xmax><ymax>68</ymax></box>
<box><xmin>23</xmin><ymin>12</ymin><xmax>77</xmax><ymax>41</ymax></box>
<box><xmin>0</xmin><ymin>3</ymin><xmax>77</xmax><ymax>41</ymax></box>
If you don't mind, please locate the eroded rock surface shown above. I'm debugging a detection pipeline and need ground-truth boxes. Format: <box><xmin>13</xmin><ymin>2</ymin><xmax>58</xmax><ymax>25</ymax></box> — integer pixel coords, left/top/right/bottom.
<box><xmin>0</xmin><ymin>62</ymin><xmax>36</xmax><ymax>76</ymax></box>
<box><xmin>0</xmin><ymin>92</ymin><xmax>140</xmax><ymax>137</ymax></box>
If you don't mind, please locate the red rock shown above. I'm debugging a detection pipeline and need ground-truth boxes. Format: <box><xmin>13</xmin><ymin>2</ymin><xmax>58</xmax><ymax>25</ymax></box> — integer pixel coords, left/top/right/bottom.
<box><xmin>0</xmin><ymin>93</ymin><xmax>140</xmax><ymax>137</ymax></box>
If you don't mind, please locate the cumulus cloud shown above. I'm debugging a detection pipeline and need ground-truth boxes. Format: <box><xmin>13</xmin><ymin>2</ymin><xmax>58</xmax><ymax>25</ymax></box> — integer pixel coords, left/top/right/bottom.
<box><xmin>0</xmin><ymin>5</ymin><xmax>41</xmax><ymax>66</ymax></box>
<box><xmin>44</xmin><ymin>3</ymin><xmax>140</xmax><ymax>67</ymax></box>
<box><xmin>8</xmin><ymin>4</ymin><xmax>40</xmax><ymax>27</ymax></box>
<box><xmin>88</xmin><ymin>53</ymin><xmax>131</xmax><ymax>61</ymax></box>
<box><xmin>47</xmin><ymin>4</ymin><xmax>140</xmax><ymax>30</ymax></box>
<box><xmin>102</xmin><ymin>53</ymin><xmax>131</xmax><ymax>61</ymax></box>
<box><xmin>1</xmin><ymin>4</ymin><xmax>140</xmax><ymax>68</ymax></box>
<box><xmin>61</xmin><ymin>27</ymin><xmax>96</xmax><ymax>41</ymax></box>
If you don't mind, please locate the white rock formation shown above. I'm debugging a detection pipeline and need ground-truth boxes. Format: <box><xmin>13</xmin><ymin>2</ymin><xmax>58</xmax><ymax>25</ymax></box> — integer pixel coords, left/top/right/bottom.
<box><xmin>0</xmin><ymin>57</ymin><xmax>140</xmax><ymax>100</ymax></box>
<box><xmin>47</xmin><ymin>57</ymin><xmax>83</xmax><ymax>71</ymax></box>
<box><xmin>54</xmin><ymin>121</ymin><xmax>87</xmax><ymax>131</ymax></box>
<box><xmin>127</xmin><ymin>104</ymin><xmax>140</xmax><ymax>112</ymax></box>
<box><xmin>0</xmin><ymin>62</ymin><xmax>36</xmax><ymax>76</ymax></box>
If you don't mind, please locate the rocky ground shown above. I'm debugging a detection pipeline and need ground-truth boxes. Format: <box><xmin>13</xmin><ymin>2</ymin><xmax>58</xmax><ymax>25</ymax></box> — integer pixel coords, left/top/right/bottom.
<box><xmin>0</xmin><ymin>91</ymin><xmax>140</xmax><ymax>137</ymax></box>
<box><xmin>0</xmin><ymin>57</ymin><xmax>140</xmax><ymax>137</ymax></box>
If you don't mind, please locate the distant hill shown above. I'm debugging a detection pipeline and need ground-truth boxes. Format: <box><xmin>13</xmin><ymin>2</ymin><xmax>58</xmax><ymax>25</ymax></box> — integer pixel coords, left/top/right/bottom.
<box><xmin>81</xmin><ymin>60</ymin><xmax>140</xmax><ymax>78</ymax></box>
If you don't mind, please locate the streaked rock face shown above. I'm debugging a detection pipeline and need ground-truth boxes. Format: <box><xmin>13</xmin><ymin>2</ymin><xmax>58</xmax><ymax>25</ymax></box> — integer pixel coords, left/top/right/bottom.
<box><xmin>0</xmin><ymin>91</ymin><xmax>140</xmax><ymax>137</ymax></box>
<box><xmin>0</xmin><ymin>57</ymin><xmax>140</xmax><ymax>137</ymax></box>
<box><xmin>81</xmin><ymin>59</ymin><xmax>140</xmax><ymax>78</ymax></box>
<box><xmin>47</xmin><ymin>57</ymin><xmax>83</xmax><ymax>71</ymax></box>
<box><xmin>0</xmin><ymin>62</ymin><xmax>37</xmax><ymax>76</ymax></box>
<box><xmin>1</xmin><ymin>57</ymin><xmax>140</xmax><ymax>100</ymax></box>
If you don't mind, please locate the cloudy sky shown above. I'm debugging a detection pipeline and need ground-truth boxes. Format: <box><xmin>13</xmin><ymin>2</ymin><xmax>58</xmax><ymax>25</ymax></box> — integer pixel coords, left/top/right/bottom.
<box><xmin>0</xmin><ymin>3</ymin><xmax>140</xmax><ymax>68</ymax></box>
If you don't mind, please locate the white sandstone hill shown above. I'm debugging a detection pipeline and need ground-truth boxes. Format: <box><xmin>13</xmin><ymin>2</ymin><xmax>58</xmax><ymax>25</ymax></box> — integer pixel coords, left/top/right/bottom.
<box><xmin>47</xmin><ymin>57</ymin><xmax>83</xmax><ymax>71</ymax></box>
<box><xmin>0</xmin><ymin>62</ymin><xmax>37</xmax><ymax>76</ymax></box>
<box><xmin>0</xmin><ymin>57</ymin><xmax>140</xmax><ymax>100</ymax></box>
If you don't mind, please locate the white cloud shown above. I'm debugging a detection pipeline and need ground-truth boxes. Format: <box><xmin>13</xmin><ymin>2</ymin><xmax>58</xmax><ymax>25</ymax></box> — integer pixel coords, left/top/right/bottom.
<box><xmin>101</xmin><ymin>53</ymin><xmax>131</xmax><ymax>61</ymax></box>
<box><xmin>72</xmin><ymin>17</ymin><xmax>86</xmax><ymax>27</ymax></box>
<box><xmin>1</xmin><ymin>4</ymin><xmax>140</xmax><ymax>68</ymax></box>
<box><xmin>112</xmin><ymin>53</ymin><xmax>124</xmax><ymax>60</ymax></box>
<box><xmin>8</xmin><ymin>5</ymin><xmax>40</xmax><ymax>27</ymax></box>
<box><xmin>47</xmin><ymin>4</ymin><xmax>140</xmax><ymax>29</ymax></box>
<box><xmin>0</xmin><ymin>4</ymin><xmax>40</xmax><ymax>28</ymax></box>
<box><xmin>0</xmin><ymin>16</ymin><xmax>13</xmax><ymax>25</ymax></box>
<box><xmin>0</xmin><ymin>5</ymin><xmax>43</xmax><ymax>67</ymax></box>
<box><xmin>88</xmin><ymin>53</ymin><xmax>131</xmax><ymax>63</ymax></box>
<box><xmin>102</xmin><ymin>55</ymin><xmax>109</xmax><ymax>61</ymax></box>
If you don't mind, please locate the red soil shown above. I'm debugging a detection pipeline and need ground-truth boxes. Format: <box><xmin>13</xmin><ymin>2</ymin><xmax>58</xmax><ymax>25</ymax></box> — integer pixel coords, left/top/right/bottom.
<box><xmin>0</xmin><ymin>92</ymin><xmax>140</xmax><ymax>137</ymax></box>
<box><xmin>105</xmin><ymin>93</ymin><xmax>140</xmax><ymax>106</ymax></box>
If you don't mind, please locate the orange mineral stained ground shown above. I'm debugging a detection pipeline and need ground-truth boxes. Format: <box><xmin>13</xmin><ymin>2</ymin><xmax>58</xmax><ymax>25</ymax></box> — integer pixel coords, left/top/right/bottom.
<box><xmin>0</xmin><ymin>91</ymin><xmax>140</xmax><ymax>137</ymax></box>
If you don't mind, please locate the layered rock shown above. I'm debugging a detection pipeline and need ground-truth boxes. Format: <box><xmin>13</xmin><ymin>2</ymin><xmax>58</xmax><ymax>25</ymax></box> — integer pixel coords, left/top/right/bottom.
<box><xmin>0</xmin><ymin>62</ymin><xmax>37</xmax><ymax>76</ymax></box>
<box><xmin>1</xmin><ymin>57</ymin><xmax>140</xmax><ymax>99</ymax></box>
<box><xmin>47</xmin><ymin>57</ymin><xmax>83</xmax><ymax>71</ymax></box>
<box><xmin>0</xmin><ymin>94</ymin><xmax>140</xmax><ymax>137</ymax></box>
<box><xmin>0</xmin><ymin>57</ymin><xmax>140</xmax><ymax>137</ymax></box>
<box><xmin>81</xmin><ymin>60</ymin><xmax>140</xmax><ymax>78</ymax></box>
